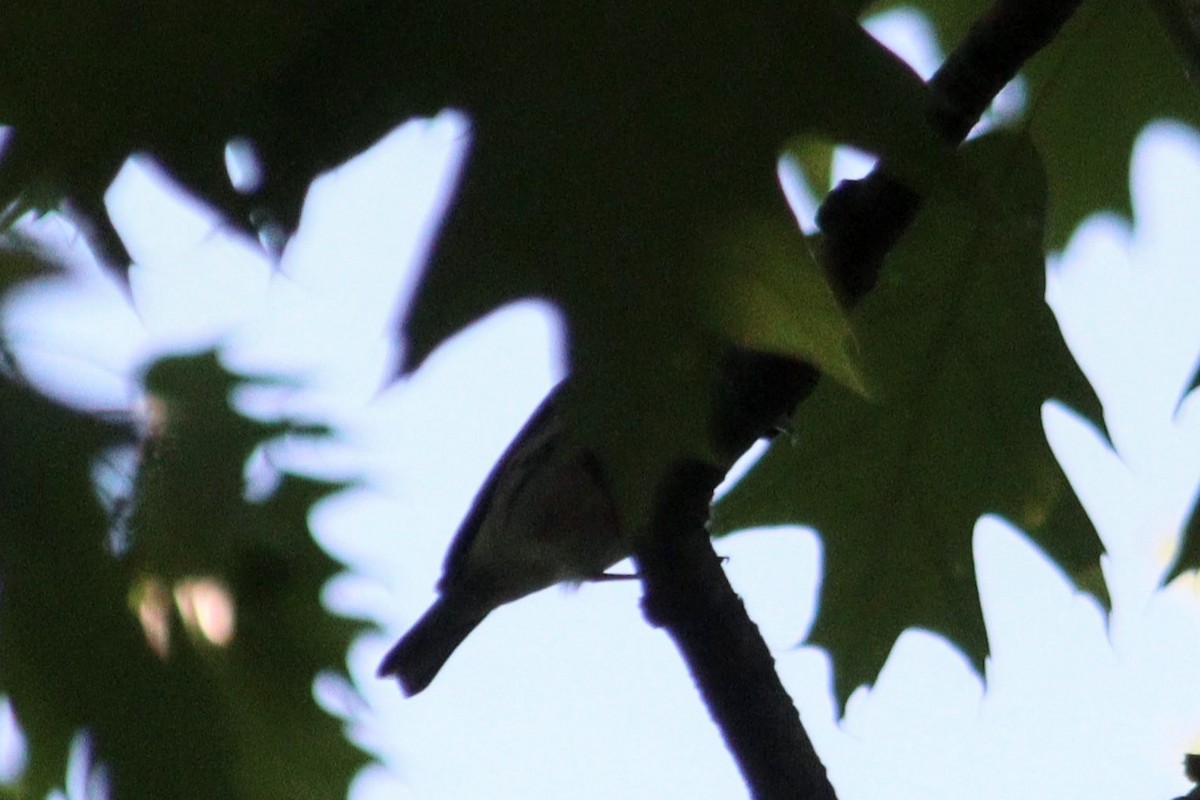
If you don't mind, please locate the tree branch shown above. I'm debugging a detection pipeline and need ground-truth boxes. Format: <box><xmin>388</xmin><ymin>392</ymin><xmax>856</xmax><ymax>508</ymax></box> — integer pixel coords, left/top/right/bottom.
<box><xmin>637</xmin><ymin>1</ymin><xmax>1087</xmax><ymax>797</ymax></box>
<box><xmin>637</xmin><ymin>461</ymin><xmax>837</xmax><ymax>800</ymax></box>
<box><xmin>821</xmin><ymin>0</ymin><xmax>1086</xmax><ymax>304</ymax></box>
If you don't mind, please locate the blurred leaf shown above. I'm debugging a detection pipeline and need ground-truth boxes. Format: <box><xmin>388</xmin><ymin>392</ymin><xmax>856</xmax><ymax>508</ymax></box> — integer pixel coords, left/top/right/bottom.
<box><xmin>1181</xmin><ymin>340</ymin><xmax>1200</xmax><ymax>414</ymax></box>
<box><xmin>0</xmin><ymin>352</ymin><xmax>366</xmax><ymax>799</ymax></box>
<box><xmin>0</xmin><ymin>1</ymin><xmax>456</xmax><ymax>265</ymax></box>
<box><xmin>0</xmin><ymin>244</ymin><xmax>54</xmax><ymax>300</ymax></box>
<box><xmin>0</xmin><ymin>373</ymin><xmax>227</xmax><ymax>800</ymax></box>
<box><xmin>782</xmin><ymin>135</ymin><xmax>837</xmax><ymax>198</ymax></box>
<box><xmin>1145</xmin><ymin>0</ymin><xmax>1200</xmax><ymax>80</ymax></box>
<box><xmin>711</xmin><ymin>132</ymin><xmax>1108</xmax><ymax>708</ymax></box>
<box><xmin>1168</xmin><ymin>488</ymin><xmax>1200</xmax><ymax>582</ymax></box>
<box><xmin>130</xmin><ymin>352</ymin><xmax>368</xmax><ymax>799</ymax></box>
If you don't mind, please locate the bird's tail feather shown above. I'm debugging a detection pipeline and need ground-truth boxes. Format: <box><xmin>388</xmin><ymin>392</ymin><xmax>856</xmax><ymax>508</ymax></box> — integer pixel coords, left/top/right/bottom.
<box><xmin>378</xmin><ymin>597</ymin><xmax>489</xmax><ymax>696</ymax></box>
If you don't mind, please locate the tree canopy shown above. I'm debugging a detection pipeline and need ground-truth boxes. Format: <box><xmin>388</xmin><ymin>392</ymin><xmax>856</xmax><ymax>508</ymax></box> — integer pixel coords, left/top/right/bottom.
<box><xmin>1</xmin><ymin>0</ymin><xmax>1199</xmax><ymax>797</ymax></box>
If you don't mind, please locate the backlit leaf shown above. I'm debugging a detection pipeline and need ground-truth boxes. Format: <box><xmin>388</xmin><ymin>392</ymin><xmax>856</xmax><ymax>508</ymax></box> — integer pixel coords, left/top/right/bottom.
<box><xmin>712</xmin><ymin>132</ymin><xmax>1108</xmax><ymax>708</ymax></box>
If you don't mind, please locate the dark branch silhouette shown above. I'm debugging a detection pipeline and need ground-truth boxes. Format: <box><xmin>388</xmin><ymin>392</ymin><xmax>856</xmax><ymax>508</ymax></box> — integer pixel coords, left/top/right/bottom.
<box><xmin>635</xmin><ymin>2</ymin><xmax>1087</xmax><ymax>797</ymax></box>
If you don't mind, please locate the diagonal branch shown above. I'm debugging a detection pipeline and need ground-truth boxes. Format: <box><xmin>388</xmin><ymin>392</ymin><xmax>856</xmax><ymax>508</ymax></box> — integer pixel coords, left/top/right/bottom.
<box><xmin>635</xmin><ymin>1</ymin><xmax>1086</xmax><ymax>797</ymax></box>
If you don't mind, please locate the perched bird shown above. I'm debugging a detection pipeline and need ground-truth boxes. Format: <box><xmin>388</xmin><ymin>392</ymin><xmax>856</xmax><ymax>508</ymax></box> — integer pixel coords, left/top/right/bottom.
<box><xmin>378</xmin><ymin>382</ymin><xmax>627</xmax><ymax>695</ymax></box>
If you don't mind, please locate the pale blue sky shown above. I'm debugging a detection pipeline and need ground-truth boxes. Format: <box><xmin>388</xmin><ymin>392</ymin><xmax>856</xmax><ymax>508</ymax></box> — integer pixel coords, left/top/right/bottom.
<box><xmin>3</xmin><ymin>9</ymin><xmax>1200</xmax><ymax>799</ymax></box>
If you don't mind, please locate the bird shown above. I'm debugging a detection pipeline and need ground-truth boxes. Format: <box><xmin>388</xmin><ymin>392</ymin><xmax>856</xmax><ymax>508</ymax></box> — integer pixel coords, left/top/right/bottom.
<box><xmin>378</xmin><ymin>381</ymin><xmax>627</xmax><ymax>695</ymax></box>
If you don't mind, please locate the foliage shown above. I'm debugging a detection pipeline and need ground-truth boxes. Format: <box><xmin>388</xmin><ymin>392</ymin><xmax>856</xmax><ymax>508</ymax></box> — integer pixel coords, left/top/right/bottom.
<box><xmin>0</xmin><ymin>333</ymin><xmax>365</xmax><ymax>798</ymax></box>
<box><xmin>1</xmin><ymin>0</ymin><xmax>1200</xmax><ymax>796</ymax></box>
<box><xmin>878</xmin><ymin>0</ymin><xmax>1200</xmax><ymax>250</ymax></box>
<box><xmin>711</xmin><ymin>132</ymin><xmax>1108</xmax><ymax>705</ymax></box>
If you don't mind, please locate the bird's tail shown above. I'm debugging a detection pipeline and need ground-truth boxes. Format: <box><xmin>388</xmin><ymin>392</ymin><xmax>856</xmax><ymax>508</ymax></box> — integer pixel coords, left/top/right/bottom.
<box><xmin>377</xmin><ymin>597</ymin><xmax>489</xmax><ymax>696</ymax></box>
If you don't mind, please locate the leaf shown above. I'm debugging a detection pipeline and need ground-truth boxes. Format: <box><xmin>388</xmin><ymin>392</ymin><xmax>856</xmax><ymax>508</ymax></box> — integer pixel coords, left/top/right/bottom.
<box><xmin>400</xmin><ymin>5</ymin><xmax>957</xmax><ymax>528</ymax></box>
<box><xmin>1024</xmin><ymin>0</ymin><xmax>1200</xmax><ymax>248</ymax></box>
<box><xmin>1168</xmin><ymin>491</ymin><xmax>1200</xmax><ymax>582</ymax></box>
<box><xmin>785</xmin><ymin>2</ymin><xmax>965</xmax><ymax>198</ymax></box>
<box><xmin>782</xmin><ymin>135</ymin><xmax>836</xmax><ymax>197</ymax></box>
<box><xmin>0</xmin><ymin>352</ymin><xmax>367</xmax><ymax>799</ymax></box>
<box><xmin>1144</xmin><ymin>0</ymin><xmax>1200</xmax><ymax>80</ymax></box>
<box><xmin>0</xmin><ymin>242</ymin><xmax>53</xmax><ymax>296</ymax></box>
<box><xmin>703</xmin><ymin>209</ymin><xmax>869</xmax><ymax>398</ymax></box>
<box><xmin>130</xmin><ymin>353</ymin><xmax>369</xmax><ymax>799</ymax></box>
<box><xmin>0</xmin><ymin>6</ymin><xmax>956</xmax><ymax>531</ymax></box>
<box><xmin>874</xmin><ymin>0</ymin><xmax>1200</xmax><ymax>250</ymax></box>
<box><xmin>0</xmin><ymin>375</ymin><xmax>225</xmax><ymax>800</ymax></box>
<box><xmin>711</xmin><ymin>132</ymin><xmax>1109</xmax><ymax>709</ymax></box>
<box><xmin>0</xmin><ymin>1</ymin><xmax>456</xmax><ymax>266</ymax></box>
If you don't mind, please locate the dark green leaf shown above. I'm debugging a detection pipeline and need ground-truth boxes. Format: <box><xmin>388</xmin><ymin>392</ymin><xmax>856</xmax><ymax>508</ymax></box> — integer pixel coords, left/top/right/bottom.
<box><xmin>1168</xmin><ymin>491</ymin><xmax>1200</xmax><ymax>582</ymax></box>
<box><xmin>782</xmin><ymin>135</ymin><xmax>837</xmax><ymax>199</ymax></box>
<box><xmin>0</xmin><ymin>352</ymin><xmax>367</xmax><ymax>799</ymax></box>
<box><xmin>1144</xmin><ymin>0</ymin><xmax>1200</xmax><ymax>80</ymax></box>
<box><xmin>400</xmin><ymin>4</ymin><xmax>958</xmax><ymax>526</ymax></box>
<box><xmin>876</xmin><ymin>0</ymin><xmax>1200</xmax><ymax>249</ymax></box>
<box><xmin>130</xmin><ymin>353</ymin><xmax>368</xmax><ymax>799</ymax></box>
<box><xmin>1024</xmin><ymin>0</ymin><xmax>1200</xmax><ymax>248</ymax></box>
<box><xmin>0</xmin><ymin>374</ymin><xmax>230</xmax><ymax>800</ymax></box>
<box><xmin>712</xmin><ymin>132</ymin><xmax>1108</xmax><ymax>709</ymax></box>
<box><xmin>0</xmin><ymin>1</ymin><xmax>456</xmax><ymax>265</ymax></box>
